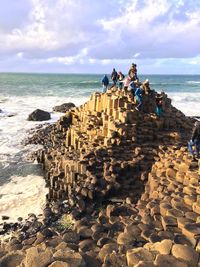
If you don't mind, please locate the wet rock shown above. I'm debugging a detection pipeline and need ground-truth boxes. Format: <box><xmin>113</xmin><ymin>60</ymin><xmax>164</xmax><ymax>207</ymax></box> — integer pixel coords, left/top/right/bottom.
<box><xmin>53</xmin><ymin>103</ymin><xmax>75</xmax><ymax>113</ymax></box>
<box><xmin>22</xmin><ymin>236</ymin><xmax>37</xmax><ymax>246</ymax></box>
<box><xmin>0</xmin><ymin>252</ymin><xmax>25</xmax><ymax>267</ymax></box>
<box><xmin>28</xmin><ymin>109</ymin><xmax>51</xmax><ymax>121</ymax></box>
<box><xmin>17</xmin><ymin>217</ymin><xmax>23</xmax><ymax>222</ymax></box>
<box><xmin>82</xmin><ymin>253</ymin><xmax>101</xmax><ymax>267</ymax></box>
<box><xmin>77</xmin><ymin>226</ymin><xmax>93</xmax><ymax>239</ymax></box>
<box><xmin>97</xmin><ymin>237</ymin><xmax>115</xmax><ymax>247</ymax></box>
<box><xmin>2</xmin><ymin>215</ymin><xmax>10</xmax><ymax>220</ymax></box>
<box><xmin>41</xmin><ymin>228</ymin><xmax>54</xmax><ymax>238</ymax></box>
<box><xmin>79</xmin><ymin>239</ymin><xmax>96</xmax><ymax>252</ymax></box>
<box><xmin>45</xmin><ymin>236</ymin><xmax>63</xmax><ymax>248</ymax></box>
<box><xmin>43</xmin><ymin>206</ymin><xmax>53</xmax><ymax>218</ymax></box>
<box><xmin>104</xmin><ymin>252</ymin><xmax>127</xmax><ymax>267</ymax></box>
<box><xmin>34</xmin><ymin>231</ymin><xmax>46</xmax><ymax>245</ymax></box>
<box><xmin>63</xmin><ymin>231</ymin><xmax>80</xmax><ymax>244</ymax></box>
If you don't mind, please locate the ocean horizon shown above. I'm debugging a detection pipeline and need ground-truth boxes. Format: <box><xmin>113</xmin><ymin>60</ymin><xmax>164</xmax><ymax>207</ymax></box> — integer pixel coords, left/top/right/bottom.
<box><xmin>0</xmin><ymin>72</ymin><xmax>200</xmax><ymax>222</ymax></box>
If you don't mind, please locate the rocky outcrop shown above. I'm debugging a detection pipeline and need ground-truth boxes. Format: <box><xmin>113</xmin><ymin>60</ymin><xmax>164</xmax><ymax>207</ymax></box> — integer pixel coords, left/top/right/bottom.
<box><xmin>1</xmin><ymin>86</ymin><xmax>200</xmax><ymax>266</ymax></box>
<box><xmin>36</xmin><ymin>88</ymin><xmax>192</xmax><ymax>207</ymax></box>
<box><xmin>53</xmin><ymin>103</ymin><xmax>75</xmax><ymax>113</ymax></box>
<box><xmin>28</xmin><ymin>109</ymin><xmax>51</xmax><ymax>121</ymax></box>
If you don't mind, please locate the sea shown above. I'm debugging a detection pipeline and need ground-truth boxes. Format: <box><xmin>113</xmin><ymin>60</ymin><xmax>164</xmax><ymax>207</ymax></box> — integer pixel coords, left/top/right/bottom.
<box><xmin>0</xmin><ymin>73</ymin><xmax>200</xmax><ymax>223</ymax></box>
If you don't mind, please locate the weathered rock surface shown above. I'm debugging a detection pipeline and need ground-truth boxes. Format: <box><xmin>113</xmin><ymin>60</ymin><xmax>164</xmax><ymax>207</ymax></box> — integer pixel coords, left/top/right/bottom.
<box><xmin>1</xmin><ymin>87</ymin><xmax>200</xmax><ymax>267</ymax></box>
<box><xmin>28</xmin><ymin>109</ymin><xmax>51</xmax><ymax>121</ymax></box>
<box><xmin>53</xmin><ymin>103</ymin><xmax>75</xmax><ymax>113</ymax></box>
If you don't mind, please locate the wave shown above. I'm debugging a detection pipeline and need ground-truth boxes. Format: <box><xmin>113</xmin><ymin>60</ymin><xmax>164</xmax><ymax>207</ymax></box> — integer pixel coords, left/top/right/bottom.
<box><xmin>168</xmin><ymin>92</ymin><xmax>200</xmax><ymax>116</ymax></box>
<box><xmin>186</xmin><ymin>81</ymin><xmax>200</xmax><ymax>84</ymax></box>
<box><xmin>0</xmin><ymin>174</ymin><xmax>47</xmax><ymax>223</ymax></box>
<box><xmin>80</xmin><ymin>81</ymin><xmax>99</xmax><ymax>84</ymax></box>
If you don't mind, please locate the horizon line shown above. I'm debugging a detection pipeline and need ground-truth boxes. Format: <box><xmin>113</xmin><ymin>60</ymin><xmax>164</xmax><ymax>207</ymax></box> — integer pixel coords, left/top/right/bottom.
<box><xmin>0</xmin><ymin>71</ymin><xmax>200</xmax><ymax>75</ymax></box>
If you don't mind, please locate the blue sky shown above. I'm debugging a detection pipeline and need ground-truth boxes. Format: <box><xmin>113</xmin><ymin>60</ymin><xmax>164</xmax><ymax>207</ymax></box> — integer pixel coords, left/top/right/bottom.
<box><xmin>0</xmin><ymin>0</ymin><xmax>200</xmax><ymax>74</ymax></box>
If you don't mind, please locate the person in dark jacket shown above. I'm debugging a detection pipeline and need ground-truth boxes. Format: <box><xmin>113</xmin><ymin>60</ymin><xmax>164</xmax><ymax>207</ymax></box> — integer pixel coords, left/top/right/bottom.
<box><xmin>111</xmin><ymin>68</ymin><xmax>118</xmax><ymax>85</ymax></box>
<box><xmin>118</xmin><ymin>71</ymin><xmax>125</xmax><ymax>89</ymax></box>
<box><xmin>188</xmin><ymin>121</ymin><xmax>200</xmax><ymax>159</ymax></box>
<box><xmin>102</xmin><ymin>75</ymin><xmax>109</xmax><ymax>92</ymax></box>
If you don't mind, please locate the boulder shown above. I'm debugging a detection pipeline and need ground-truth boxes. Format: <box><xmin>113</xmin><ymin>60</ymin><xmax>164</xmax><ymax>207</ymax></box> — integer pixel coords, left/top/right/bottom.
<box><xmin>0</xmin><ymin>252</ymin><xmax>25</xmax><ymax>267</ymax></box>
<box><xmin>154</xmin><ymin>254</ymin><xmax>188</xmax><ymax>267</ymax></box>
<box><xmin>24</xmin><ymin>247</ymin><xmax>53</xmax><ymax>267</ymax></box>
<box><xmin>53</xmin><ymin>103</ymin><xmax>75</xmax><ymax>113</ymax></box>
<box><xmin>126</xmin><ymin>248</ymin><xmax>154</xmax><ymax>266</ymax></box>
<box><xmin>53</xmin><ymin>250</ymin><xmax>85</xmax><ymax>266</ymax></box>
<box><xmin>171</xmin><ymin>244</ymin><xmax>199</xmax><ymax>267</ymax></box>
<box><xmin>28</xmin><ymin>109</ymin><xmax>51</xmax><ymax>121</ymax></box>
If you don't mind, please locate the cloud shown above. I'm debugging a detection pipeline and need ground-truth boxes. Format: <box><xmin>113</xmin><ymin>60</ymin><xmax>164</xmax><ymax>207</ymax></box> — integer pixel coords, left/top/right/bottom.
<box><xmin>0</xmin><ymin>0</ymin><xmax>200</xmax><ymax>73</ymax></box>
<box><xmin>89</xmin><ymin>0</ymin><xmax>200</xmax><ymax>59</ymax></box>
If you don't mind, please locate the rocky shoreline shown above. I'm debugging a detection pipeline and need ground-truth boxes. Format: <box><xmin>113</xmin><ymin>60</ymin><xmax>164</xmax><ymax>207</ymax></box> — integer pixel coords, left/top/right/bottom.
<box><xmin>1</xmin><ymin>87</ymin><xmax>200</xmax><ymax>267</ymax></box>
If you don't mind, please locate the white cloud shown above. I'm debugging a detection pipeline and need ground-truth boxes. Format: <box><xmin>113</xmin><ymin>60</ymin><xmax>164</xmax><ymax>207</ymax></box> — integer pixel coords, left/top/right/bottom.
<box><xmin>0</xmin><ymin>0</ymin><xmax>200</xmax><ymax>73</ymax></box>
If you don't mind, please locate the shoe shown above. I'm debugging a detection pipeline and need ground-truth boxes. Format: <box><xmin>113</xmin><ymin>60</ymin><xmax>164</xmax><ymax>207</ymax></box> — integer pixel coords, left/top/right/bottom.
<box><xmin>135</xmin><ymin>107</ymin><xmax>139</xmax><ymax>111</ymax></box>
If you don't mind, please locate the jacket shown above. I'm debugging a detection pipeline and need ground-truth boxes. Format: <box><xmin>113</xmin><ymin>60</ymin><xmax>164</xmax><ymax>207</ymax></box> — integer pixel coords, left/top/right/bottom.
<box><xmin>102</xmin><ymin>75</ymin><xmax>109</xmax><ymax>86</ymax></box>
<box><xmin>191</xmin><ymin>122</ymin><xmax>200</xmax><ymax>141</ymax></box>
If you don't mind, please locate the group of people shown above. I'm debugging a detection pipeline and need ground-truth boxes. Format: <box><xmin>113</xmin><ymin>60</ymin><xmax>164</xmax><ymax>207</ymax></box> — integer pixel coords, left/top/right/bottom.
<box><xmin>101</xmin><ymin>63</ymin><xmax>163</xmax><ymax>114</ymax></box>
<box><xmin>102</xmin><ymin>64</ymin><xmax>200</xmax><ymax>160</ymax></box>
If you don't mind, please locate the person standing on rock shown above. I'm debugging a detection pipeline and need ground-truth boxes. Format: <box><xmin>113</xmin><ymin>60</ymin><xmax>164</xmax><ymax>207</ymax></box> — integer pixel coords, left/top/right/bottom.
<box><xmin>111</xmin><ymin>68</ymin><xmax>118</xmax><ymax>85</ymax></box>
<box><xmin>188</xmin><ymin>121</ymin><xmax>200</xmax><ymax>159</ymax></box>
<box><xmin>118</xmin><ymin>71</ymin><xmax>125</xmax><ymax>89</ymax></box>
<box><xmin>128</xmin><ymin>63</ymin><xmax>138</xmax><ymax>81</ymax></box>
<box><xmin>102</xmin><ymin>74</ymin><xmax>109</xmax><ymax>93</ymax></box>
<box><xmin>123</xmin><ymin>75</ymin><xmax>131</xmax><ymax>91</ymax></box>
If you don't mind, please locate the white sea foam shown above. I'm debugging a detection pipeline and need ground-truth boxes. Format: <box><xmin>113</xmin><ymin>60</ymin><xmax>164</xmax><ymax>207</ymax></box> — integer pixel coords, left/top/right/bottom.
<box><xmin>0</xmin><ymin>95</ymin><xmax>87</xmax><ymax>222</ymax></box>
<box><xmin>0</xmin><ymin>174</ymin><xmax>48</xmax><ymax>223</ymax></box>
<box><xmin>186</xmin><ymin>81</ymin><xmax>200</xmax><ymax>84</ymax></box>
<box><xmin>167</xmin><ymin>92</ymin><xmax>200</xmax><ymax>116</ymax></box>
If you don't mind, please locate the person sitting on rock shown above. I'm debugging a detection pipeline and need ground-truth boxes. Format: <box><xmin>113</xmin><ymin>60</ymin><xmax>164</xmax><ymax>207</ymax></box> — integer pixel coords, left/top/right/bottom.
<box><xmin>102</xmin><ymin>74</ymin><xmax>109</xmax><ymax>93</ymax></box>
<box><xmin>128</xmin><ymin>63</ymin><xmax>138</xmax><ymax>81</ymax></box>
<box><xmin>129</xmin><ymin>79</ymin><xmax>139</xmax><ymax>97</ymax></box>
<box><xmin>118</xmin><ymin>71</ymin><xmax>125</xmax><ymax>89</ymax></box>
<box><xmin>111</xmin><ymin>68</ymin><xmax>118</xmax><ymax>85</ymax></box>
<box><xmin>188</xmin><ymin>121</ymin><xmax>200</xmax><ymax>159</ymax></box>
<box><xmin>135</xmin><ymin>83</ymin><xmax>143</xmax><ymax>111</ymax></box>
<box><xmin>155</xmin><ymin>94</ymin><xmax>163</xmax><ymax>117</ymax></box>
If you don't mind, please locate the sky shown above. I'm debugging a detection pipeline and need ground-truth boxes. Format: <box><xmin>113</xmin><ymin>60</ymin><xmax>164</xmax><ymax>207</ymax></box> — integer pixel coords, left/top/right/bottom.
<box><xmin>0</xmin><ymin>0</ymin><xmax>200</xmax><ymax>74</ymax></box>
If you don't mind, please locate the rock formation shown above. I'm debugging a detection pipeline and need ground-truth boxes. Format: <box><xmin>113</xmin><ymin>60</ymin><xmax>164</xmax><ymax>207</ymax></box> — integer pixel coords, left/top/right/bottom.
<box><xmin>53</xmin><ymin>103</ymin><xmax>76</xmax><ymax>113</ymax></box>
<box><xmin>1</xmin><ymin>87</ymin><xmax>200</xmax><ymax>267</ymax></box>
<box><xmin>28</xmin><ymin>109</ymin><xmax>51</xmax><ymax>121</ymax></box>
